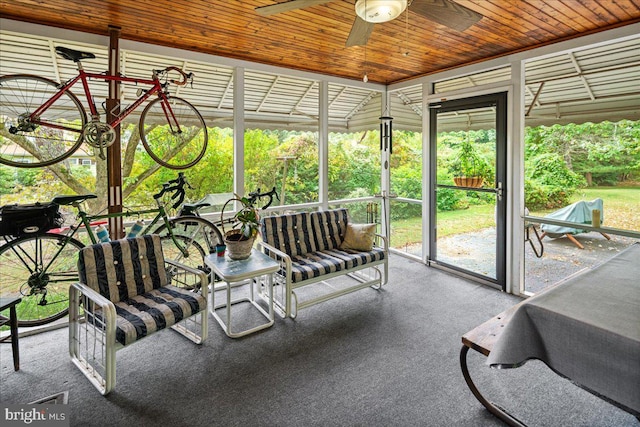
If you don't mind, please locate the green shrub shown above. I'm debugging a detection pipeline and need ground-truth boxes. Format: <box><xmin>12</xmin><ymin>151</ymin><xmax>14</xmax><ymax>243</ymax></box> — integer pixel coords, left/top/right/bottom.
<box><xmin>524</xmin><ymin>180</ymin><xmax>572</xmax><ymax>210</ymax></box>
<box><xmin>391</xmin><ymin>203</ymin><xmax>421</xmax><ymax>220</ymax></box>
<box><xmin>525</xmin><ymin>152</ymin><xmax>586</xmax><ymax>209</ymax></box>
<box><xmin>436</xmin><ymin>170</ymin><xmax>468</xmax><ymax>211</ymax></box>
<box><xmin>391</xmin><ymin>165</ymin><xmax>421</xmax><ymax>199</ymax></box>
<box><xmin>0</xmin><ymin>166</ymin><xmax>15</xmax><ymax>195</ymax></box>
<box><xmin>592</xmin><ymin>172</ymin><xmax>621</xmax><ymax>186</ymax></box>
<box><xmin>437</xmin><ymin>187</ymin><xmax>468</xmax><ymax>211</ymax></box>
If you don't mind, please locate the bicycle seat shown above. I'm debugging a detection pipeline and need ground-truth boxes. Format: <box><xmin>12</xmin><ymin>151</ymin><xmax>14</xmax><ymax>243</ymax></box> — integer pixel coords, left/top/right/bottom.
<box><xmin>180</xmin><ymin>202</ymin><xmax>210</xmax><ymax>215</ymax></box>
<box><xmin>55</xmin><ymin>46</ymin><xmax>96</xmax><ymax>62</ymax></box>
<box><xmin>52</xmin><ymin>194</ymin><xmax>97</xmax><ymax>205</ymax></box>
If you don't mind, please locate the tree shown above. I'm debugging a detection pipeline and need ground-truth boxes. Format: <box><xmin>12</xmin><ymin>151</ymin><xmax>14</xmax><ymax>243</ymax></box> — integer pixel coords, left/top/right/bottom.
<box><xmin>525</xmin><ymin>121</ymin><xmax>640</xmax><ymax>186</ymax></box>
<box><xmin>3</xmin><ymin>119</ymin><xmax>638</xmax><ymax>218</ymax></box>
<box><xmin>0</xmin><ymin>122</ymin><xmax>230</xmax><ymax>212</ymax></box>
<box><xmin>271</xmin><ymin>132</ymin><xmax>320</xmax><ymax>204</ymax></box>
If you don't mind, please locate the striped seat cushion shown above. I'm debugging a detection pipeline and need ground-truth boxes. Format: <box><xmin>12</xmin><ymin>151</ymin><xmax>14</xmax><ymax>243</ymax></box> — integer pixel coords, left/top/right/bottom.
<box><xmin>109</xmin><ymin>285</ymin><xmax>206</xmax><ymax>346</ymax></box>
<box><xmin>78</xmin><ymin>235</ymin><xmax>169</xmax><ymax>303</ymax></box>
<box><xmin>261</xmin><ymin>209</ymin><xmax>348</xmax><ymax>257</ymax></box>
<box><xmin>288</xmin><ymin>247</ymin><xmax>386</xmax><ymax>283</ymax></box>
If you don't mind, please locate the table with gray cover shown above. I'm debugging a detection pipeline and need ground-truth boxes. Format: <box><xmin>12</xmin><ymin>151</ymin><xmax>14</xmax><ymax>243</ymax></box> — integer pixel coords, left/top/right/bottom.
<box><xmin>487</xmin><ymin>242</ymin><xmax>640</xmax><ymax>416</ymax></box>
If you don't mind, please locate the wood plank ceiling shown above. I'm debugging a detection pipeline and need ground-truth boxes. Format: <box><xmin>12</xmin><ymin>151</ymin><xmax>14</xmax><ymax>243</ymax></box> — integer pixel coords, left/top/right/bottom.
<box><xmin>1</xmin><ymin>0</ymin><xmax>639</xmax><ymax>84</ymax></box>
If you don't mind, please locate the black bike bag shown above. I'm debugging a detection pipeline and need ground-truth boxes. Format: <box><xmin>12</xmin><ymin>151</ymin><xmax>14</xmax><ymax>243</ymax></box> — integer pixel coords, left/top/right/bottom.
<box><xmin>0</xmin><ymin>202</ymin><xmax>63</xmax><ymax>237</ymax></box>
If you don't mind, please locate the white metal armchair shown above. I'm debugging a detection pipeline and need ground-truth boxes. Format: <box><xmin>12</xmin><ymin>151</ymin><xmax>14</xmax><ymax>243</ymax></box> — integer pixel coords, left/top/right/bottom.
<box><xmin>69</xmin><ymin>234</ymin><xmax>208</xmax><ymax>395</ymax></box>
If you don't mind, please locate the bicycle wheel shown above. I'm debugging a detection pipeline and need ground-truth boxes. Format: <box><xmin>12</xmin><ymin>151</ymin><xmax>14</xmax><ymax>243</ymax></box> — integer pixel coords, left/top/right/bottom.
<box><xmin>139</xmin><ymin>96</ymin><xmax>208</xmax><ymax>170</ymax></box>
<box><xmin>154</xmin><ymin>216</ymin><xmax>223</xmax><ymax>275</ymax></box>
<box><xmin>0</xmin><ymin>75</ymin><xmax>87</xmax><ymax>168</ymax></box>
<box><xmin>158</xmin><ymin>234</ymin><xmax>209</xmax><ymax>291</ymax></box>
<box><xmin>0</xmin><ymin>233</ymin><xmax>84</xmax><ymax>326</ymax></box>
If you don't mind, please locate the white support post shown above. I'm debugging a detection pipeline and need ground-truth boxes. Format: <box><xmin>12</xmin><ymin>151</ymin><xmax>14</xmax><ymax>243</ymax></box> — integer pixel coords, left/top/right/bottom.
<box><xmin>509</xmin><ymin>60</ymin><xmax>526</xmax><ymax>296</ymax></box>
<box><xmin>233</xmin><ymin>67</ymin><xmax>245</xmax><ymax>199</ymax></box>
<box><xmin>319</xmin><ymin>80</ymin><xmax>329</xmax><ymax>210</ymax></box>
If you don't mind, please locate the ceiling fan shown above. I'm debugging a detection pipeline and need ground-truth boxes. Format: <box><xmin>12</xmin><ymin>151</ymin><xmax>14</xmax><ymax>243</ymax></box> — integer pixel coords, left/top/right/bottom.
<box><xmin>255</xmin><ymin>0</ymin><xmax>483</xmax><ymax>47</ymax></box>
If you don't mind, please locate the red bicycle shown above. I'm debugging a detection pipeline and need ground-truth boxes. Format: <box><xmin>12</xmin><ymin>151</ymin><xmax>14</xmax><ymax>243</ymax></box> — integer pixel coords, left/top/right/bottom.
<box><xmin>0</xmin><ymin>46</ymin><xmax>208</xmax><ymax>169</ymax></box>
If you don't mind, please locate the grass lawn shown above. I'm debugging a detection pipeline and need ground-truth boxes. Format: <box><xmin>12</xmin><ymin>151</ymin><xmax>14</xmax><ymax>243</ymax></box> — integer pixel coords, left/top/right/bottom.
<box><xmin>390</xmin><ymin>203</ymin><xmax>496</xmax><ymax>247</ymax></box>
<box><xmin>390</xmin><ymin>186</ymin><xmax>640</xmax><ymax>248</ymax></box>
<box><xmin>576</xmin><ymin>187</ymin><xmax>640</xmax><ymax>230</ymax></box>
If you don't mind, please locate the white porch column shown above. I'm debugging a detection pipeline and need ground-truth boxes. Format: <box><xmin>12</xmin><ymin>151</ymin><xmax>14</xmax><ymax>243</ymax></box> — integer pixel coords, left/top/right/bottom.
<box><xmin>319</xmin><ymin>80</ymin><xmax>329</xmax><ymax>209</ymax></box>
<box><xmin>233</xmin><ymin>67</ymin><xmax>245</xmax><ymax>197</ymax></box>
<box><xmin>509</xmin><ymin>60</ymin><xmax>526</xmax><ymax>296</ymax></box>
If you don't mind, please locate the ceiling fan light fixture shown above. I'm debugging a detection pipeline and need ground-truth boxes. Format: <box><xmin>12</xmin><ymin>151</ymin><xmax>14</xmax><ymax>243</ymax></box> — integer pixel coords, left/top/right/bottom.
<box><xmin>355</xmin><ymin>0</ymin><xmax>408</xmax><ymax>23</ymax></box>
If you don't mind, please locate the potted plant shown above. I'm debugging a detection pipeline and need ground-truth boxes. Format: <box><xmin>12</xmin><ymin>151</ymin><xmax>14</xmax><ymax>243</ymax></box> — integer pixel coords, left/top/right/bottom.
<box><xmin>450</xmin><ymin>139</ymin><xmax>489</xmax><ymax>188</ymax></box>
<box><xmin>221</xmin><ymin>195</ymin><xmax>260</xmax><ymax>260</ymax></box>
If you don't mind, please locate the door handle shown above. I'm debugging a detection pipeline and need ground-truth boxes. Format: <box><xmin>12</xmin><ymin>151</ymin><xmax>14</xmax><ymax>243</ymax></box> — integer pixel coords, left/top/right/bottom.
<box><xmin>495</xmin><ymin>182</ymin><xmax>503</xmax><ymax>201</ymax></box>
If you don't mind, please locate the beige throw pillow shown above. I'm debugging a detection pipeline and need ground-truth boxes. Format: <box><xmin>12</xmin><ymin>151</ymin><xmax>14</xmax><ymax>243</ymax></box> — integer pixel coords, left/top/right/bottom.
<box><xmin>340</xmin><ymin>223</ymin><xmax>376</xmax><ymax>251</ymax></box>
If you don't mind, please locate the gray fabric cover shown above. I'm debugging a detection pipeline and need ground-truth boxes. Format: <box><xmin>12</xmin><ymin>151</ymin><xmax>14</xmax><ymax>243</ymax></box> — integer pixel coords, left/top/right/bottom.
<box><xmin>487</xmin><ymin>243</ymin><xmax>640</xmax><ymax>413</ymax></box>
<box><xmin>540</xmin><ymin>198</ymin><xmax>604</xmax><ymax>236</ymax></box>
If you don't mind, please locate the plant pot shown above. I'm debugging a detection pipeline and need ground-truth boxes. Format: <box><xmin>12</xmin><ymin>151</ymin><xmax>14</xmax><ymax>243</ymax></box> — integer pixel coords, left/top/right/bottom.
<box><xmin>223</xmin><ymin>229</ymin><xmax>255</xmax><ymax>260</ymax></box>
<box><xmin>453</xmin><ymin>176</ymin><xmax>484</xmax><ymax>188</ymax></box>
<box><xmin>220</xmin><ymin>196</ymin><xmax>259</xmax><ymax>260</ymax></box>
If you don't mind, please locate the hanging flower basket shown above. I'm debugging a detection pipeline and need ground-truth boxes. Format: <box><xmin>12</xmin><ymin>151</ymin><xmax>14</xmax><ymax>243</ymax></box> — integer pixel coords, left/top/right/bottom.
<box><xmin>453</xmin><ymin>176</ymin><xmax>484</xmax><ymax>188</ymax></box>
<box><xmin>221</xmin><ymin>197</ymin><xmax>259</xmax><ymax>260</ymax></box>
<box><xmin>450</xmin><ymin>138</ymin><xmax>489</xmax><ymax>189</ymax></box>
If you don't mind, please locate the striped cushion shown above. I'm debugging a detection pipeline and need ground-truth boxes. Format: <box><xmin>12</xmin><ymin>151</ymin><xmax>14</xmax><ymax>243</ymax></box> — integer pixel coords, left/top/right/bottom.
<box><xmin>288</xmin><ymin>247</ymin><xmax>386</xmax><ymax>283</ymax></box>
<box><xmin>261</xmin><ymin>209</ymin><xmax>348</xmax><ymax>257</ymax></box>
<box><xmin>87</xmin><ymin>285</ymin><xmax>206</xmax><ymax>346</ymax></box>
<box><xmin>78</xmin><ymin>235</ymin><xmax>169</xmax><ymax>303</ymax></box>
<box><xmin>112</xmin><ymin>285</ymin><xmax>206</xmax><ymax>346</ymax></box>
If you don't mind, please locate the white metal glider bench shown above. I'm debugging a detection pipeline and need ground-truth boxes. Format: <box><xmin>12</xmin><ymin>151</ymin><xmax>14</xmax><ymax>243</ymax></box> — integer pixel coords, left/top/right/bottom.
<box><xmin>258</xmin><ymin>208</ymin><xmax>388</xmax><ymax>318</ymax></box>
<box><xmin>69</xmin><ymin>234</ymin><xmax>208</xmax><ymax>395</ymax></box>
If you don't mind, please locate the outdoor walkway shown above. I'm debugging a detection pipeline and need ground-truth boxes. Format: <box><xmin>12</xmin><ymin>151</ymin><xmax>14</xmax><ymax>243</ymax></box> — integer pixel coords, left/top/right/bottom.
<box><xmin>398</xmin><ymin>228</ymin><xmax>639</xmax><ymax>294</ymax></box>
<box><xmin>523</xmin><ymin>231</ymin><xmax>638</xmax><ymax>293</ymax></box>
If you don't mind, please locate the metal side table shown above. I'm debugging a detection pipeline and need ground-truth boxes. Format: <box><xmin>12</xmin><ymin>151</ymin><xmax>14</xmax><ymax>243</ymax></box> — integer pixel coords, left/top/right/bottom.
<box><xmin>205</xmin><ymin>249</ymin><xmax>279</xmax><ymax>338</ymax></box>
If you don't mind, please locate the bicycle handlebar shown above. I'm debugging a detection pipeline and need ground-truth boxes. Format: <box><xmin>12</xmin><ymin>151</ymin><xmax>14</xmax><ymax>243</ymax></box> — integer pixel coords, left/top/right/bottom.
<box><xmin>157</xmin><ymin>66</ymin><xmax>193</xmax><ymax>86</ymax></box>
<box><xmin>153</xmin><ymin>172</ymin><xmax>191</xmax><ymax>209</ymax></box>
<box><xmin>153</xmin><ymin>176</ymin><xmax>278</xmax><ymax>212</ymax></box>
<box><xmin>247</xmin><ymin>187</ymin><xmax>280</xmax><ymax>210</ymax></box>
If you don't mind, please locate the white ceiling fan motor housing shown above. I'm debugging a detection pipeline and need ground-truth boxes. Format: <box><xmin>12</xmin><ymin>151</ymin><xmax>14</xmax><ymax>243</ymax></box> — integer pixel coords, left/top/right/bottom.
<box><xmin>355</xmin><ymin>0</ymin><xmax>408</xmax><ymax>23</ymax></box>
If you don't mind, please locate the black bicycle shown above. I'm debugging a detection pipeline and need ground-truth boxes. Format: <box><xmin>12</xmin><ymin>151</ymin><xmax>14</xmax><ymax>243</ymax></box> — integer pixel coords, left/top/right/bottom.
<box><xmin>0</xmin><ymin>174</ymin><xmax>222</xmax><ymax>327</ymax></box>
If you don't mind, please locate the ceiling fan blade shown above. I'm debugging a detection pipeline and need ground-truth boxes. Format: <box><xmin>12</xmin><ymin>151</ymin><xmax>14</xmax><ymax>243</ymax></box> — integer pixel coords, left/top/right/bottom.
<box><xmin>410</xmin><ymin>0</ymin><xmax>483</xmax><ymax>32</ymax></box>
<box><xmin>346</xmin><ymin>16</ymin><xmax>375</xmax><ymax>47</ymax></box>
<box><xmin>255</xmin><ymin>0</ymin><xmax>334</xmax><ymax>17</ymax></box>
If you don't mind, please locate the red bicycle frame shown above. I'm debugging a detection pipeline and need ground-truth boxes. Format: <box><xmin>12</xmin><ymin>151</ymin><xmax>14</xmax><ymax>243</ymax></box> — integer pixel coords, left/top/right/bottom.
<box><xmin>29</xmin><ymin>63</ymin><xmax>179</xmax><ymax>133</ymax></box>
